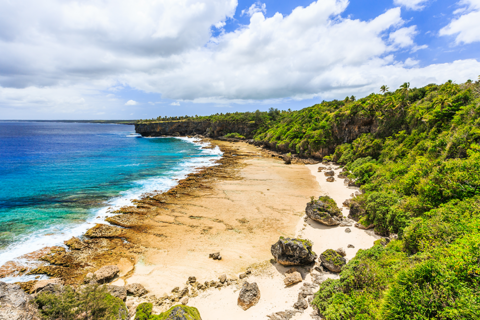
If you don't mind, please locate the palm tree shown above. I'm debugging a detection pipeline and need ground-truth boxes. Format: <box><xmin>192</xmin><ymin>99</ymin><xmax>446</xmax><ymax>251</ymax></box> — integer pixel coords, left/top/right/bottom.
<box><xmin>380</xmin><ymin>85</ymin><xmax>389</xmax><ymax>94</ymax></box>
<box><xmin>400</xmin><ymin>82</ymin><xmax>410</xmax><ymax>99</ymax></box>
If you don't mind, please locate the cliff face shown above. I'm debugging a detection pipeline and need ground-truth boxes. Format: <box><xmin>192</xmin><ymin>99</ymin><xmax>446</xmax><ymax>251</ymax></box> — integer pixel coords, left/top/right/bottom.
<box><xmin>135</xmin><ymin>120</ymin><xmax>258</xmax><ymax>138</ymax></box>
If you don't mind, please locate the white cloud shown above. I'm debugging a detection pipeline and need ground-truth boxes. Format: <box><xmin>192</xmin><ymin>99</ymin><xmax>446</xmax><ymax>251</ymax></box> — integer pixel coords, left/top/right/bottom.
<box><xmin>171</xmin><ymin>102</ymin><xmax>180</xmax><ymax>106</ymax></box>
<box><xmin>125</xmin><ymin>100</ymin><xmax>137</xmax><ymax>105</ymax></box>
<box><xmin>440</xmin><ymin>0</ymin><xmax>480</xmax><ymax>44</ymax></box>
<box><xmin>404</xmin><ymin>58</ymin><xmax>420</xmax><ymax>67</ymax></box>
<box><xmin>394</xmin><ymin>0</ymin><xmax>429</xmax><ymax>10</ymax></box>
<box><xmin>241</xmin><ymin>2</ymin><xmax>266</xmax><ymax>17</ymax></box>
<box><xmin>0</xmin><ymin>0</ymin><xmax>479</xmax><ymax>119</ymax></box>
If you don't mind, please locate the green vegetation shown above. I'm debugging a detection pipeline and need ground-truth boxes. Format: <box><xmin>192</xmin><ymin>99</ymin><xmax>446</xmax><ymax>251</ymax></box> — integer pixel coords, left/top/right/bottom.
<box><xmin>311</xmin><ymin>195</ymin><xmax>342</xmax><ymax>218</ymax></box>
<box><xmin>135</xmin><ymin>303</ymin><xmax>202</xmax><ymax>320</ymax></box>
<box><xmin>34</xmin><ymin>284</ymin><xmax>128</xmax><ymax>320</ymax></box>
<box><xmin>321</xmin><ymin>249</ymin><xmax>345</xmax><ymax>267</ymax></box>
<box><xmin>224</xmin><ymin>132</ymin><xmax>246</xmax><ymax>139</ymax></box>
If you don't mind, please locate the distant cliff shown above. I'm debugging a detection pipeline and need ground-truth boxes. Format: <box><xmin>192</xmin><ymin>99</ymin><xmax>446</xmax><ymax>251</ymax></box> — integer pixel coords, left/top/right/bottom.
<box><xmin>135</xmin><ymin>120</ymin><xmax>258</xmax><ymax>138</ymax></box>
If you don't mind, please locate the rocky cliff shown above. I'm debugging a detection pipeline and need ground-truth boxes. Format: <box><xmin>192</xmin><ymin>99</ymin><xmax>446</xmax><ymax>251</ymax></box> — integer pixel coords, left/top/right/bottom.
<box><xmin>135</xmin><ymin>120</ymin><xmax>258</xmax><ymax>138</ymax></box>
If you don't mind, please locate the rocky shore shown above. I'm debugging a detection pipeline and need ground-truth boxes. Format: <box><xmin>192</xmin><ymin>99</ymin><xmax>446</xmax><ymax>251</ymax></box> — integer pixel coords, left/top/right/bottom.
<box><xmin>1</xmin><ymin>140</ymin><xmax>380</xmax><ymax>319</ymax></box>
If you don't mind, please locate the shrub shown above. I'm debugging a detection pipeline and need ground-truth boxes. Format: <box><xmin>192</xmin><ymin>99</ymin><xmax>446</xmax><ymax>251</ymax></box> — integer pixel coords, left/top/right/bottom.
<box><xmin>224</xmin><ymin>132</ymin><xmax>245</xmax><ymax>139</ymax></box>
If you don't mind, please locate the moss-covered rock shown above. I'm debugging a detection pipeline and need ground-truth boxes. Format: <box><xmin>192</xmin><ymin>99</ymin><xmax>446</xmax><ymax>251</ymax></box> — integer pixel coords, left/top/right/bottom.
<box><xmin>320</xmin><ymin>249</ymin><xmax>346</xmax><ymax>273</ymax></box>
<box><xmin>271</xmin><ymin>237</ymin><xmax>317</xmax><ymax>266</ymax></box>
<box><xmin>306</xmin><ymin>196</ymin><xmax>343</xmax><ymax>226</ymax></box>
<box><xmin>135</xmin><ymin>303</ymin><xmax>202</xmax><ymax>320</ymax></box>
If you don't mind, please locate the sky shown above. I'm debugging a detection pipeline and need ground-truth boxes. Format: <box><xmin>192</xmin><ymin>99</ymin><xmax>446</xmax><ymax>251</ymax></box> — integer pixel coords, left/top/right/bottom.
<box><xmin>1</xmin><ymin>0</ymin><xmax>480</xmax><ymax>120</ymax></box>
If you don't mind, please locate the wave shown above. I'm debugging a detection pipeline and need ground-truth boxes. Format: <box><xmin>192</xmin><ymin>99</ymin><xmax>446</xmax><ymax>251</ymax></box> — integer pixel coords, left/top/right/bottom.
<box><xmin>0</xmin><ymin>137</ymin><xmax>222</xmax><ymax>282</ymax></box>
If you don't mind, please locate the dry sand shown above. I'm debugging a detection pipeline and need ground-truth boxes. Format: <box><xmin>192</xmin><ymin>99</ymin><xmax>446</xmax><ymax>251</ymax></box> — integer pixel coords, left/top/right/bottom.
<box><xmin>185</xmin><ymin>162</ymin><xmax>379</xmax><ymax>319</ymax></box>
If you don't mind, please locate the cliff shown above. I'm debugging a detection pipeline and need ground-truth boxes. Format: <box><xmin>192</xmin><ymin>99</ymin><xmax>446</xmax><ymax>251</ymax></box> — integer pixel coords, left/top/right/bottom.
<box><xmin>135</xmin><ymin>120</ymin><xmax>258</xmax><ymax>138</ymax></box>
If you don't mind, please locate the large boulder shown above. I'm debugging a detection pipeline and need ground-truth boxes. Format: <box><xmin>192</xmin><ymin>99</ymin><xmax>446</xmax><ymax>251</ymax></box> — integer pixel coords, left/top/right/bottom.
<box><xmin>319</xmin><ymin>249</ymin><xmax>347</xmax><ymax>273</ymax></box>
<box><xmin>324</xmin><ymin>170</ymin><xmax>335</xmax><ymax>177</ymax></box>
<box><xmin>0</xmin><ymin>282</ymin><xmax>40</xmax><ymax>320</ymax></box>
<box><xmin>135</xmin><ymin>303</ymin><xmax>202</xmax><ymax>320</ymax></box>
<box><xmin>238</xmin><ymin>282</ymin><xmax>260</xmax><ymax>311</ymax></box>
<box><xmin>306</xmin><ymin>196</ymin><xmax>343</xmax><ymax>226</ymax></box>
<box><xmin>107</xmin><ymin>285</ymin><xmax>127</xmax><ymax>301</ymax></box>
<box><xmin>284</xmin><ymin>268</ymin><xmax>302</xmax><ymax>287</ymax></box>
<box><xmin>126</xmin><ymin>283</ymin><xmax>148</xmax><ymax>297</ymax></box>
<box><xmin>94</xmin><ymin>265</ymin><xmax>120</xmax><ymax>284</ymax></box>
<box><xmin>271</xmin><ymin>237</ymin><xmax>317</xmax><ymax>266</ymax></box>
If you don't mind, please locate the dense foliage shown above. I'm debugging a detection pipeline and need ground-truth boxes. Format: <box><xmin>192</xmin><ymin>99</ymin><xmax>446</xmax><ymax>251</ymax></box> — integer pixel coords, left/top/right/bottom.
<box><xmin>135</xmin><ymin>303</ymin><xmax>202</xmax><ymax>320</ymax></box>
<box><xmin>34</xmin><ymin>284</ymin><xmax>128</xmax><ymax>320</ymax></box>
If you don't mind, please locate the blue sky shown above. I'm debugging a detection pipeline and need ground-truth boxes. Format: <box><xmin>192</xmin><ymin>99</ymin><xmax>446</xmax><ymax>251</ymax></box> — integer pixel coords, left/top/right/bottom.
<box><xmin>0</xmin><ymin>0</ymin><xmax>479</xmax><ymax>119</ymax></box>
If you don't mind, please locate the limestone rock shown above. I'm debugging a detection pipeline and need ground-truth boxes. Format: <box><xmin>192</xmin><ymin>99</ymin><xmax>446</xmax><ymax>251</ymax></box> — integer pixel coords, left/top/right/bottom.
<box><xmin>271</xmin><ymin>237</ymin><xmax>317</xmax><ymax>266</ymax></box>
<box><xmin>85</xmin><ymin>224</ymin><xmax>124</xmax><ymax>238</ymax></box>
<box><xmin>317</xmin><ymin>166</ymin><xmax>326</xmax><ymax>172</ymax></box>
<box><xmin>0</xmin><ymin>282</ymin><xmax>40</xmax><ymax>320</ymax></box>
<box><xmin>64</xmin><ymin>237</ymin><xmax>86</xmax><ymax>250</ymax></box>
<box><xmin>348</xmin><ymin>244</ymin><xmax>355</xmax><ymax>248</ymax></box>
<box><xmin>284</xmin><ymin>268</ymin><xmax>302</xmax><ymax>286</ymax></box>
<box><xmin>238</xmin><ymin>282</ymin><xmax>260</xmax><ymax>311</ymax></box>
<box><xmin>126</xmin><ymin>283</ymin><xmax>148</xmax><ymax>297</ymax></box>
<box><xmin>187</xmin><ymin>276</ymin><xmax>196</xmax><ymax>284</ymax></box>
<box><xmin>320</xmin><ymin>249</ymin><xmax>347</xmax><ymax>273</ymax></box>
<box><xmin>107</xmin><ymin>285</ymin><xmax>127</xmax><ymax>301</ymax></box>
<box><xmin>348</xmin><ymin>200</ymin><xmax>366</xmax><ymax>221</ymax></box>
<box><xmin>218</xmin><ymin>274</ymin><xmax>227</xmax><ymax>284</ymax></box>
<box><xmin>94</xmin><ymin>265</ymin><xmax>120</xmax><ymax>284</ymax></box>
<box><xmin>355</xmin><ymin>222</ymin><xmax>375</xmax><ymax>230</ymax></box>
<box><xmin>326</xmin><ymin>177</ymin><xmax>335</xmax><ymax>182</ymax></box>
<box><xmin>324</xmin><ymin>170</ymin><xmax>335</xmax><ymax>177</ymax></box>
<box><xmin>306</xmin><ymin>196</ymin><xmax>343</xmax><ymax>226</ymax></box>
<box><xmin>293</xmin><ymin>294</ymin><xmax>308</xmax><ymax>310</ymax></box>
<box><xmin>209</xmin><ymin>252</ymin><xmax>222</xmax><ymax>260</ymax></box>
<box><xmin>30</xmin><ymin>278</ymin><xmax>63</xmax><ymax>294</ymax></box>
<box><xmin>345</xmin><ymin>228</ymin><xmax>351</xmax><ymax>233</ymax></box>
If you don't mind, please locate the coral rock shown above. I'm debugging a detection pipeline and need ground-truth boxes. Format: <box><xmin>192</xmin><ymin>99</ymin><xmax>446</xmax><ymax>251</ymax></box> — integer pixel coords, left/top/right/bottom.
<box><xmin>320</xmin><ymin>249</ymin><xmax>347</xmax><ymax>273</ymax></box>
<box><xmin>238</xmin><ymin>282</ymin><xmax>261</xmax><ymax>311</ymax></box>
<box><xmin>271</xmin><ymin>237</ymin><xmax>317</xmax><ymax>266</ymax></box>
<box><xmin>306</xmin><ymin>196</ymin><xmax>343</xmax><ymax>226</ymax></box>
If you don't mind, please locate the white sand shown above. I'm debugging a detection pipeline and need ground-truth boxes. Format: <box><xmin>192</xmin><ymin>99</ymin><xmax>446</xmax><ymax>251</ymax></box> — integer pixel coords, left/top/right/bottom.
<box><xmin>184</xmin><ymin>163</ymin><xmax>379</xmax><ymax>319</ymax></box>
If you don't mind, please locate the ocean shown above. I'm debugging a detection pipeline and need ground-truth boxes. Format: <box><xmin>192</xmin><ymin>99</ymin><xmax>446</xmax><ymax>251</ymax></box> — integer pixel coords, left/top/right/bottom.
<box><xmin>0</xmin><ymin>122</ymin><xmax>221</xmax><ymax>279</ymax></box>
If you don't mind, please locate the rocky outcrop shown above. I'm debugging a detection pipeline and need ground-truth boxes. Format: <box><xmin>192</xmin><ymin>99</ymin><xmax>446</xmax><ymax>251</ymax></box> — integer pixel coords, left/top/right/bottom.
<box><xmin>135</xmin><ymin>120</ymin><xmax>258</xmax><ymax>138</ymax></box>
<box><xmin>94</xmin><ymin>265</ymin><xmax>120</xmax><ymax>284</ymax></box>
<box><xmin>320</xmin><ymin>249</ymin><xmax>347</xmax><ymax>273</ymax></box>
<box><xmin>30</xmin><ymin>278</ymin><xmax>63</xmax><ymax>294</ymax></box>
<box><xmin>271</xmin><ymin>237</ymin><xmax>317</xmax><ymax>266</ymax></box>
<box><xmin>306</xmin><ymin>196</ymin><xmax>343</xmax><ymax>226</ymax></box>
<box><xmin>0</xmin><ymin>282</ymin><xmax>40</xmax><ymax>320</ymax></box>
<box><xmin>238</xmin><ymin>282</ymin><xmax>261</xmax><ymax>311</ymax></box>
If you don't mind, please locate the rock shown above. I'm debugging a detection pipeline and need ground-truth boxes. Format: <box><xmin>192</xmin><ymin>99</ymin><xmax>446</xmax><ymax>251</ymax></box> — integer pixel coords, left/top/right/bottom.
<box><xmin>284</xmin><ymin>268</ymin><xmax>302</xmax><ymax>286</ymax></box>
<box><xmin>320</xmin><ymin>249</ymin><xmax>347</xmax><ymax>273</ymax></box>
<box><xmin>348</xmin><ymin>200</ymin><xmax>366</xmax><ymax>221</ymax></box>
<box><xmin>179</xmin><ymin>287</ymin><xmax>189</xmax><ymax>298</ymax></box>
<box><xmin>326</xmin><ymin>177</ymin><xmax>335</xmax><ymax>182</ymax></box>
<box><xmin>94</xmin><ymin>265</ymin><xmax>120</xmax><ymax>284</ymax></box>
<box><xmin>305</xmin><ymin>196</ymin><xmax>343</xmax><ymax>226</ymax></box>
<box><xmin>135</xmin><ymin>303</ymin><xmax>202</xmax><ymax>320</ymax></box>
<box><xmin>209</xmin><ymin>252</ymin><xmax>222</xmax><ymax>260</ymax></box>
<box><xmin>107</xmin><ymin>285</ymin><xmax>127</xmax><ymax>301</ymax></box>
<box><xmin>345</xmin><ymin>228</ymin><xmax>351</xmax><ymax>233</ymax></box>
<box><xmin>180</xmin><ymin>297</ymin><xmax>189</xmax><ymax>305</ymax></box>
<box><xmin>299</xmin><ymin>282</ymin><xmax>316</xmax><ymax>298</ymax></box>
<box><xmin>64</xmin><ymin>237</ymin><xmax>86</xmax><ymax>250</ymax></box>
<box><xmin>30</xmin><ymin>278</ymin><xmax>63</xmax><ymax>294</ymax></box>
<box><xmin>239</xmin><ymin>273</ymin><xmax>247</xmax><ymax>279</ymax></box>
<box><xmin>0</xmin><ymin>281</ymin><xmax>40</xmax><ymax>320</ymax></box>
<box><xmin>336</xmin><ymin>248</ymin><xmax>346</xmax><ymax>257</ymax></box>
<box><xmin>267</xmin><ymin>310</ymin><xmax>300</xmax><ymax>320</ymax></box>
<box><xmin>342</xmin><ymin>199</ymin><xmax>351</xmax><ymax>207</ymax></box>
<box><xmin>271</xmin><ymin>237</ymin><xmax>317</xmax><ymax>266</ymax></box>
<box><xmin>238</xmin><ymin>282</ymin><xmax>261</xmax><ymax>311</ymax></box>
<box><xmin>126</xmin><ymin>283</ymin><xmax>148</xmax><ymax>297</ymax></box>
<box><xmin>293</xmin><ymin>294</ymin><xmax>308</xmax><ymax>310</ymax></box>
<box><xmin>317</xmin><ymin>166</ymin><xmax>326</xmax><ymax>172</ymax></box>
<box><xmin>324</xmin><ymin>170</ymin><xmax>335</xmax><ymax>177</ymax></box>
<box><xmin>338</xmin><ymin>172</ymin><xmax>348</xmax><ymax>179</ymax></box>
<box><xmin>218</xmin><ymin>274</ymin><xmax>227</xmax><ymax>284</ymax></box>
<box><xmin>187</xmin><ymin>276</ymin><xmax>197</xmax><ymax>284</ymax></box>
<box><xmin>348</xmin><ymin>244</ymin><xmax>355</xmax><ymax>248</ymax></box>
<box><xmin>355</xmin><ymin>222</ymin><xmax>375</xmax><ymax>230</ymax></box>
<box><xmin>85</xmin><ymin>224</ymin><xmax>124</xmax><ymax>238</ymax></box>
<box><xmin>339</xmin><ymin>220</ymin><xmax>353</xmax><ymax>227</ymax></box>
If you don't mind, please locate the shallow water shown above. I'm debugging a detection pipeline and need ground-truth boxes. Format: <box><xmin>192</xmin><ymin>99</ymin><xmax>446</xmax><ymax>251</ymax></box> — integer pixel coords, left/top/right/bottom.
<box><xmin>0</xmin><ymin>122</ymin><xmax>221</xmax><ymax>269</ymax></box>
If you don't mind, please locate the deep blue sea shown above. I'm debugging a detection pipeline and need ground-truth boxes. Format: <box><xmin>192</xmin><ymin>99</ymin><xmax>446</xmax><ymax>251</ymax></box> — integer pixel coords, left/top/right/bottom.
<box><xmin>0</xmin><ymin>122</ymin><xmax>221</xmax><ymax>274</ymax></box>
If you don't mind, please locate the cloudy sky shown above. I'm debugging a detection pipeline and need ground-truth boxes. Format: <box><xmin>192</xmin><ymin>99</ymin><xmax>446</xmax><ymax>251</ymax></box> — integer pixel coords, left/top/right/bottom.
<box><xmin>1</xmin><ymin>0</ymin><xmax>480</xmax><ymax>120</ymax></box>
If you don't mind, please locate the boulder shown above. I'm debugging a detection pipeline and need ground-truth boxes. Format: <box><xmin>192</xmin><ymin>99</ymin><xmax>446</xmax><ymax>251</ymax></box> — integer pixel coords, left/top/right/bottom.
<box><xmin>187</xmin><ymin>276</ymin><xmax>196</xmax><ymax>284</ymax></box>
<box><xmin>317</xmin><ymin>167</ymin><xmax>326</xmax><ymax>172</ymax></box>
<box><xmin>336</xmin><ymin>248</ymin><xmax>346</xmax><ymax>257</ymax></box>
<box><xmin>355</xmin><ymin>222</ymin><xmax>375</xmax><ymax>230</ymax></box>
<box><xmin>209</xmin><ymin>252</ymin><xmax>222</xmax><ymax>260</ymax></box>
<box><xmin>326</xmin><ymin>177</ymin><xmax>335</xmax><ymax>182</ymax></box>
<box><xmin>271</xmin><ymin>237</ymin><xmax>317</xmax><ymax>266</ymax></box>
<box><xmin>218</xmin><ymin>274</ymin><xmax>227</xmax><ymax>284</ymax></box>
<box><xmin>107</xmin><ymin>285</ymin><xmax>127</xmax><ymax>301</ymax></box>
<box><xmin>238</xmin><ymin>282</ymin><xmax>260</xmax><ymax>311</ymax></box>
<box><xmin>94</xmin><ymin>265</ymin><xmax>120</xmax><ymax>284</ymax></box>
<box><xmin>345</xmin><ymin>228</ymin><xmax>351</xmax><ymax>233</ymax></box>
<box><xmin>126</xmin><ymin>283</ymin><xmax>148</xmax><ymax>297</ymax></box>
<box><xmin>0</xmin><ymin>282</ymin><xmax>40</xmax><ymax>320</ymax></box>
<box><xmin>30</xmin><ymin>278</ymin><xmax>63</xmax><ymax>294</ymax></box>
<box><xmin>320</xmin><ymin>249</ymin><xmax>347</xmax><ymax>273</ymax></box>
<box><xmin>305</xmin><ymin>196</ymin><xmax>343</xmax><ymax>226</ymax></box>
<box><xmin>348</xmin><ymin>200</ymin><xmax>366</xmax><ymax>221</ymax></box>
<box><xmin>135</xmin><ymin>303</ymin><xmax>202</xmax><ymax>320</ymax></box>
<box><xmin>293</xmin><ymin>294</ymin><xmax>308</xmax><ymax>310</ymax></box>
<box><xmin>284</xmin><ymin>268</ymin><xmax>302</xmax><ymax>286</ymax></box>
<box><xmin>324</xmin><ymin>170</ymin><xmax>335</xmax><ymax>177</ymax></box>
<box><xmin>348</xmin><ymin>244</ymin><xmax>355</xmax><ymax>248</ymax></box>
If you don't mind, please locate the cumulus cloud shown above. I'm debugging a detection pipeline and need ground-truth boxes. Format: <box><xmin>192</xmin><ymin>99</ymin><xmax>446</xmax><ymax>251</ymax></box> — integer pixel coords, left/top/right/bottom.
<box><xmin>0</xmin><ymin>0</ymin><xmax>479</xmax><ymax>118</ymax></box>
<box><xmin>440</xmin><ymin>0</ymin><xmax>480</xmax><ymax>44</ymax></box>
<box><xmin>171</xmin><ymin>102</ymin><xmax>180</xmax><ymax>106</ymax></box>
<box><xmin>125</xmin><ymin>100</ymin><xmax>137</xmax><ymax>106</ymax></box>
<box><xmin>241</xmin><ymin>2</ymin><xmax>266</xmax><ymax>17</ymax></box>
<box><xmin>394</xmin><ymin>0</ymin><xmax>429</xmax><ymax>10</ymax></box>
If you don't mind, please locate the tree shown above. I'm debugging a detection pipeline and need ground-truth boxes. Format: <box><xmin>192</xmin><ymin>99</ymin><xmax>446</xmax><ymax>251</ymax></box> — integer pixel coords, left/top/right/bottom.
<box><xmin>400</xmin><ymin>82</ymin><xmax>410</xmax><ymax>99</ymax></box>
<box><xmin>380</xmin><ymin>85</ymin><xmax>389</xmax><ymax>94</ymax></box>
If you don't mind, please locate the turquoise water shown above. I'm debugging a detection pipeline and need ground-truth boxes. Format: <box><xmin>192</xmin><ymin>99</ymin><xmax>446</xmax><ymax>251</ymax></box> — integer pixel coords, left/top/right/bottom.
<box><xmin>0</xmin><ymin>122</ymin><xmax>221</xmax><ymax>270</ymax></box>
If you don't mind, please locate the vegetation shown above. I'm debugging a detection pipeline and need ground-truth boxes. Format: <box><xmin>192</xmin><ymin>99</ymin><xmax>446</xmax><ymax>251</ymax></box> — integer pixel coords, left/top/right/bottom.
<box><xmin>224</xmin><ymin>132</ymin><xmax>245</xmax><ymax>139</ymax></box>
<box><xmin>34</xmin><ymin>283</ymin><xmax>128</xmax><ymax>320</ymax></box>
<box><xmin>135</xmin><ymin>303</ymin><xmax>202</xmax><ymax>320</ymax></box>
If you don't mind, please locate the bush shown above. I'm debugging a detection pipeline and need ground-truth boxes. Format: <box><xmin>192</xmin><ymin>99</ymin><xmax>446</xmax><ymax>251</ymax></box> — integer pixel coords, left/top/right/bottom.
<box><xmin>224</xmin><ymin>132</ymin><xmax>246</xmax><ymax>139</ymax></box>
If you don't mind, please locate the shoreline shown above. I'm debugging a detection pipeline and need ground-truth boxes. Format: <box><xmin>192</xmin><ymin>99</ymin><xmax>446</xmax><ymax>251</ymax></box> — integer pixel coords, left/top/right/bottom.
<box><xmin>0</xmin><ymin>136</ymin><xmax>222</xmax><ymax>282</ymax></box>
